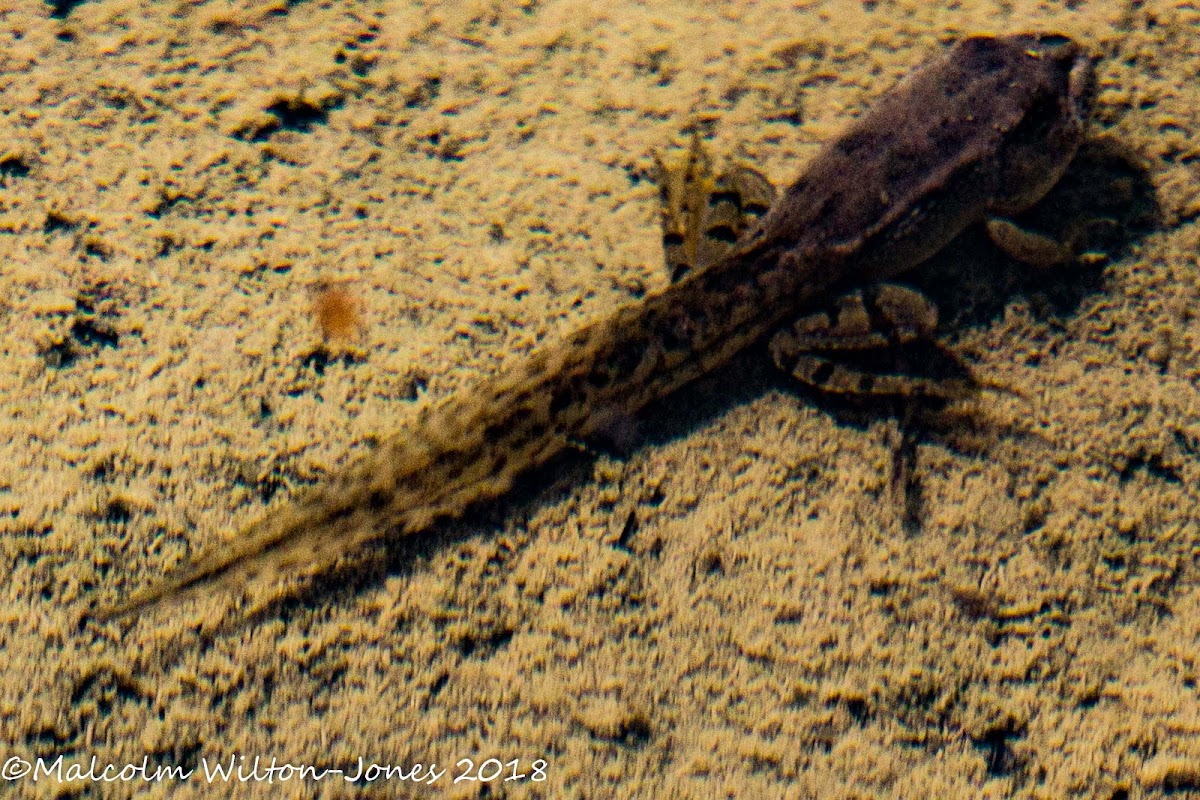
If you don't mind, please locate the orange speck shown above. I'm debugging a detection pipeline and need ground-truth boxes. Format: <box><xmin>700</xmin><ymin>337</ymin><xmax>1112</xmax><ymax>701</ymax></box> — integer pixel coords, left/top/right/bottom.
<box><xmin>309</xmin><ymin>280</ymin><xmax>365</xmax><ymax>343</ymax></box>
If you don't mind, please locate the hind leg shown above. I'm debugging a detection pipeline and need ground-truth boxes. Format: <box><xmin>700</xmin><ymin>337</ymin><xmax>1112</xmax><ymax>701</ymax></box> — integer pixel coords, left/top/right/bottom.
<box><xmin>770</xmin><ymin>285</ymin><xmax>981</xmax><ymax>399</ymax></box>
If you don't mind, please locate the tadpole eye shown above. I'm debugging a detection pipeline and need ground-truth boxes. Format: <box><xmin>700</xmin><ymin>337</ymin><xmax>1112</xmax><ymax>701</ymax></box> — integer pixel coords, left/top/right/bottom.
<box><xmin>1019</xmin><ymin>32</ymin><xmax>1076</xmax><ymax>58</ymax></box>
<box><xmin>1033</xmin><ymin>33</ymin><xmax>1073</xmax><ymax>49</ymax></box>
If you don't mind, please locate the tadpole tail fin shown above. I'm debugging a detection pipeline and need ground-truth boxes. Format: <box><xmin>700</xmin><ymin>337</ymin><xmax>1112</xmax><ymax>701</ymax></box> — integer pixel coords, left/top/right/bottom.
<box><xmin>93</xmin><ymin>495</ymin><xmax>370</xmax><ymax>623</ymax></box>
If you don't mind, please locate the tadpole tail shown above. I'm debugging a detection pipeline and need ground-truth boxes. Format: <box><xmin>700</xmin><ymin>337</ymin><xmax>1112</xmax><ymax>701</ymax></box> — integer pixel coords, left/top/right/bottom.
<box><xmin>93</xmin><ymin>493</ymin><xmax>373</xmax><ymax>623</ymax></box>
<box><xmin>90</xmin><ymin>407</ymin><xmax>508</xmax><ymax>623</ymax></box>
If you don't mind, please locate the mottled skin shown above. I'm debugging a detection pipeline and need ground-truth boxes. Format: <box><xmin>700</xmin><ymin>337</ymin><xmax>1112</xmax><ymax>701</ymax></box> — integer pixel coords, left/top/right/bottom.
<box><xmin>99</xmin><ymin>34</ymin><xmax>1093</xmax><ymax>620</ymax></box>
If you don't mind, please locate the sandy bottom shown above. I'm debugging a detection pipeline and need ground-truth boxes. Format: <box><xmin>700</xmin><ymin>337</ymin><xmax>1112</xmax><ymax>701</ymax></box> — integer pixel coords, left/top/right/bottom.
<box><xmin>2</xmin><ymin>0</ymin><xmax>1200</xmax><ymax>797</ymax></box>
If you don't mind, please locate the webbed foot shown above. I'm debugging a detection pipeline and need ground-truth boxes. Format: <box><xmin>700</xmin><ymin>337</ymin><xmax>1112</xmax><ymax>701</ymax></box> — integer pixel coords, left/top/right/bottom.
<box><xmin>655</xmin><ymin>134</ymin><xmax>774</xmax><ymax>282</ymax></box>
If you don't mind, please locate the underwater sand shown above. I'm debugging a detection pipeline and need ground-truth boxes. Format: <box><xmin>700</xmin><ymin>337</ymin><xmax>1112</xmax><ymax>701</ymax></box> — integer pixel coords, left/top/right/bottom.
<box><xmin>2</xmin><ymin>0</ymin><xmax>1200</xmax><ymax>797</ymax></box>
